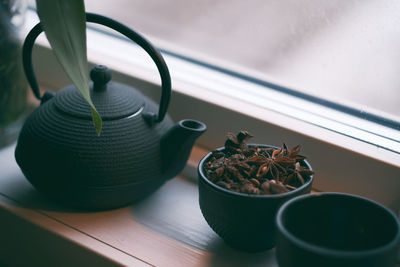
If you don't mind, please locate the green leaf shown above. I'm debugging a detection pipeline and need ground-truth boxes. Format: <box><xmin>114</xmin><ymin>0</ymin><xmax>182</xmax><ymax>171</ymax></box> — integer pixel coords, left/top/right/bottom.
<box><xmin>91</xmin><ymin>107</ymin><xmax>102</xmax><ymax>136</ymax></box>
<box><xmin>36</xmin><ymin>0</ymin><xmax>102</xmax><ymax>135</ymax></box>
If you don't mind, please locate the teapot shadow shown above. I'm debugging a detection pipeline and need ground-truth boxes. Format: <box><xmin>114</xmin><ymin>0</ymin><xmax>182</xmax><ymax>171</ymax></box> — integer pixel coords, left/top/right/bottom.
<box><xmin>1</xmin><ymin>171</ymin><xmax>84</xmax><ymax>213</ymax></box>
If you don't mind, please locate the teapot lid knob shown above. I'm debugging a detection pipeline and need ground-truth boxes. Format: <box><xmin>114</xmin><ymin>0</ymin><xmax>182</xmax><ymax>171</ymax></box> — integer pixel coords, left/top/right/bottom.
<box><xmin>90</xmin><ymin>65</ymin><xmax>112</xmax><ymax>92</ymax></box>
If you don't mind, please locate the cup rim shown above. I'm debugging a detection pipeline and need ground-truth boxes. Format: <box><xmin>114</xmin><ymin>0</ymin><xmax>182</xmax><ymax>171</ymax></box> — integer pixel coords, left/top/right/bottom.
<box><xmin>276</xmin><ymin>192</ymin><xmax>400</xmax><ymax>257</ymax></box>
<box><xmin>198</xmin><ymin>144</ymin><xmax>314</xmax><ymax>199</ymax></box>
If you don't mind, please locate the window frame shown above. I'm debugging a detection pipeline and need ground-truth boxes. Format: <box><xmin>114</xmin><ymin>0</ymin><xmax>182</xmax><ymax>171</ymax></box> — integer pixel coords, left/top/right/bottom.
<box><xmin>24</xmin><ymin>9</ymin><xmax>400</xmax><ymax>213</ymax></box>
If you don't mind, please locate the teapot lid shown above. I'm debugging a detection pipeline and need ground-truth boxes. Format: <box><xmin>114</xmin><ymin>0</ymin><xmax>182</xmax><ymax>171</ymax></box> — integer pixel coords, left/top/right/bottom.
<box><xmin>54</xmin><ymin>65</ymin><xmax>144</xmax><ymax>120</ymax></box>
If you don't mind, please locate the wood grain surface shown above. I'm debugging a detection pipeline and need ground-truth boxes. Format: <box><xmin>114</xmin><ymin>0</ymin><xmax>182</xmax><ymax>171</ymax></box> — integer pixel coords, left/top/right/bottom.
<box><xmin>0</xmin><ymin>143</ymin><xmax>278</xmax><ymax>267</ymax></box>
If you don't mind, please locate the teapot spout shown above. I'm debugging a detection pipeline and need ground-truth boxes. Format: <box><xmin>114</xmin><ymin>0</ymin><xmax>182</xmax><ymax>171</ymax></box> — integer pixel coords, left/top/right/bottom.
<box><xmin>161</xmin><ymin>119</ymin><xmax>206</xmax><ymax>178</ymax></box>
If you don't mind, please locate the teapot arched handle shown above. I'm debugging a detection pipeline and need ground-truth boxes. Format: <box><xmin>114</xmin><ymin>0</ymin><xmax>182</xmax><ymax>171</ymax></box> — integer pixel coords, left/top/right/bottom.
<box><xmin>23</xmin><ymin>12</ymin><xmax>171</xmax><ymax>124</ymax></box>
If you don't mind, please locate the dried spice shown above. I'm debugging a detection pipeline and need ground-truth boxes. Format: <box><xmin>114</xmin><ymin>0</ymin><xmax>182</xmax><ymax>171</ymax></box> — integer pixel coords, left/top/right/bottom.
<box><xmin>204</xmin><ymin>131</ymin><xmax>314</xmax><ymax>195</ymax></box>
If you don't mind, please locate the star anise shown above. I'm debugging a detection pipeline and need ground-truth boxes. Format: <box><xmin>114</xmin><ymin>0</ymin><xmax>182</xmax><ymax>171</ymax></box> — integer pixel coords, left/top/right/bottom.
<box><xmin>224</xmin><ymin>130</ymin><xmax>253</xmax><ymax>154</ymax></box>
<box><xmin>283</xmin><ymin>162</ymin><xmax>315</xmax><ymax>187</ymax></box>
<box><xmin>245</xmin><ymin>143</ymin><xmax>301</xmax><ymax>181</ymax></box>
<box><xmin>203</xmin><ymin>131</ymin><xmax>314</xmax><ymax>195</ymax></box>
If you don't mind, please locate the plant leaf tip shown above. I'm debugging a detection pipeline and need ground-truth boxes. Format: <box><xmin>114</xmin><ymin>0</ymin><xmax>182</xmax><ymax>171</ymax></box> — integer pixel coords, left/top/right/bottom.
<box><xmin>96</xmin><ymin>125</ymin><xmax>102</xmax><ymax>136</ymax></box>
<box><xmin>91</xmin><ymin>108</ymin><xmax>103</xmax><ymax>136</ymax></box>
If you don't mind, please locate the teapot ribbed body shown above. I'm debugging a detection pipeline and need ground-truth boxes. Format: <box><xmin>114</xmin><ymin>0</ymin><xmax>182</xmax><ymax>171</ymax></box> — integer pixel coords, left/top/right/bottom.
<box><xmin>15</xmin><ymin>86</ymin><xmax>174</xmax><ymax>209</ymax></box>
<box><xmin>17</xmin><ymin>13</ymin><xmax>206</xmax><ymax>210</ymax></box>
<box><xmin>54</xmin><ymin>82</ymin><xmax>144</xmax><ymax>120</ymax></box>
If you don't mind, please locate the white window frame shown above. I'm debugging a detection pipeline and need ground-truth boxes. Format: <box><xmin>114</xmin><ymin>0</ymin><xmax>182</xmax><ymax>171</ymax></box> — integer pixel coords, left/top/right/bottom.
<box><xmin>24</xmin><ymin>10</ymin><xmax>400</xmax><ymax>213</ymax></box>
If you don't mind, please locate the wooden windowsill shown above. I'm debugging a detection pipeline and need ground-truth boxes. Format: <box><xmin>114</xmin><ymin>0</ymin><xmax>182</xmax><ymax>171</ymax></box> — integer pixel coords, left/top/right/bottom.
<box><xmin>0</xmin><ymin>143</ymin><xmax>278</xmax><ymax>267</ymax></box>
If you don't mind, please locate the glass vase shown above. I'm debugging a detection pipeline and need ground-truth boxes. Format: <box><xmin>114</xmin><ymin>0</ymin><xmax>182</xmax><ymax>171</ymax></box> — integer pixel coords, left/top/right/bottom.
<box><xmin>0</xmin><ymin>0</ymin><xmax>28</xmax><ymax>148</ymax></box>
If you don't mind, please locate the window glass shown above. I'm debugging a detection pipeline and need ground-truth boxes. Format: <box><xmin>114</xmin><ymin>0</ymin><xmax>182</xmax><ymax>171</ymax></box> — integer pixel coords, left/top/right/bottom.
<box><xmin>84</xmin><ymin>0</ymin><xmax>399</xmax><ymax>127</ymax></box>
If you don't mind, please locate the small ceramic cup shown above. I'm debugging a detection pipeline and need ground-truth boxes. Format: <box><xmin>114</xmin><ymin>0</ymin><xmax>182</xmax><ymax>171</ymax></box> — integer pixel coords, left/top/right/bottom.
<box><xmin>275</xmin><ymin>192</ymin><xmax>400</xmax><ymax>267</ymax></box>
<box><xmin>198</xmin><ymin>144</ymin><xmax>314</xmax><ymax>252</ymax></box>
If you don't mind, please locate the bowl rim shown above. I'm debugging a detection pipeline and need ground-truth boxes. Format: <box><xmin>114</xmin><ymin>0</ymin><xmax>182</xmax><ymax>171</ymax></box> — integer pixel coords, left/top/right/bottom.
<box><xmin>275</xmin><ymin>192</ymin><xmax>400</xmax><ymax>257</ymax></box>
<box><xmin>198</xmin><ymin>143</ymin><xmax>314</xmax><ymax>199</ymax></box>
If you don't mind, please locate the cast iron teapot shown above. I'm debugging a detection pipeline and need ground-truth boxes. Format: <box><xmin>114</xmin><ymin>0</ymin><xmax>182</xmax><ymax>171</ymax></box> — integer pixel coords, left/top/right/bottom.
<box><xmin>15</xmin><ymin>13</ymin><xmax>206</xmax><ymax>210</ymax></box>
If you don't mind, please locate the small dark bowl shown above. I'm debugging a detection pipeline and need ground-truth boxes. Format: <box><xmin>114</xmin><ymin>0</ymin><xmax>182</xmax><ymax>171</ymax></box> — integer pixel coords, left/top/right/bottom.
<box><xmin>276</xmin><ymin>192</ymin><xmax>400</xmax><ymax>267</ymax></box>
<box><xmin>198</xmin><ymin>144</ymin><xmax>314</xmax><ymax>252</ymax></box>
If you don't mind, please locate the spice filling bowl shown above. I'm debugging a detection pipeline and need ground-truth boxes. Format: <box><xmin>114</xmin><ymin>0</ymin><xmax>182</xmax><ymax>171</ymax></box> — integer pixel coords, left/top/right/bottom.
<box><xmin>198</xmin><ymin>144</ymin><xmax>314</xmax><ymax>252</ymax></box>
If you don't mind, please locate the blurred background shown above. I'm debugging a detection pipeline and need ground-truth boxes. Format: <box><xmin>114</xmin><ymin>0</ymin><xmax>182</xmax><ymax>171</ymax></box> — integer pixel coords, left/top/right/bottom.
<box><xmin>83</xmin><ymin>0</ymin><xmax>400</xmax><ymax>124</ymax></box>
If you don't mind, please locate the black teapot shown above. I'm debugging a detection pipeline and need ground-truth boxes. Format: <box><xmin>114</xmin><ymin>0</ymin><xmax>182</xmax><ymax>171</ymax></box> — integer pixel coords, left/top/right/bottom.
<box><xmin>15</xmin><ymin>13</ymin><xmax>206</xmax><ymax>210</ymax></box>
